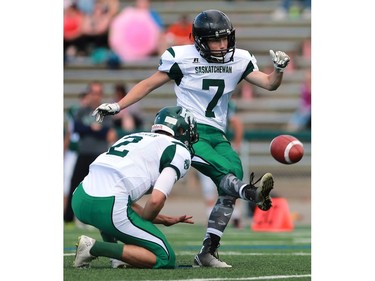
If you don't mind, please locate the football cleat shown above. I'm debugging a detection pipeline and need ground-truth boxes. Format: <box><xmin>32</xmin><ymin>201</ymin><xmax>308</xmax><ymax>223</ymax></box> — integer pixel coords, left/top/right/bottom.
<box><xmin>110</xmin><ymin>258</ymin><xmax>127</xmax><ymax>269</ymax></box>
<box><xmin>194</xmin><ymin>252</ymin><xmax>232</xmax><ymax>268</ymax></box>
<box><xmin>256</xmin><ymin>173</ymin><xmax>274</xmax><ymax>211</ymax></box>
<box><xmin>243</xmin><ymin>172</ymin><xmax>274</xmax><ymax>211</ymax></box>
<box><xmin>193</xmin><ymin>238</ymin><xmax>232</xmax><ymax>268</ymax></box>
<box><xmin>73</xmin><ymin>235</ymin><xmax>97</xmax><ymax>268</ymax></box>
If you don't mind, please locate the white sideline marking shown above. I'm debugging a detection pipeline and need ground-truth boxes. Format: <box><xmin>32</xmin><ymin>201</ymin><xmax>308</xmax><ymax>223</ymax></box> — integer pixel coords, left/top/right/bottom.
<box><xmin>172</xmin><ymin>240</ymin><xmax>311</xmax><ymax>246</ymax></box>
<box><xmin>177</xmin><ymin>251</ymin><xmax>311</xmax><ymax>256</ymax></box>
<box><xmin>141</xmin><ymin>275</ymin><xmax>311</xmax><ymax>281</ymax></box>
<box><xmin>64</xmin><ymin>252</ymin><xmax>310</xmax><ymax>257</ymax></box>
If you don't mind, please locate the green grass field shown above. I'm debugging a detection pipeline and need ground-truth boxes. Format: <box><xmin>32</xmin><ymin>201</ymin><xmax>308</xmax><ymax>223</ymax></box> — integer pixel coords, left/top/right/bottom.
<box><xmin>64</xmin><ymin>222</ymin><xmax>311</xmax><ymax>280</ymax></box>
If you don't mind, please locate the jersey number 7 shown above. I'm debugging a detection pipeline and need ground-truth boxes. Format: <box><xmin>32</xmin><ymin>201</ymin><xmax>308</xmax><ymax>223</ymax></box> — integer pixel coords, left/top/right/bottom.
<box><xmin>203</xmin><ymin>79</ymin><xmax>225</xmax><ymax>118</ymax></box>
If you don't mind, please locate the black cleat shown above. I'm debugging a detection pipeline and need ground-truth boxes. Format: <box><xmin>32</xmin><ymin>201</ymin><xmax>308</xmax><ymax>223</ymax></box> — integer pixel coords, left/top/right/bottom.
<box><xmin>243</xmin><ymin>172</ymin><xmax>274</xmax><ymax>211</ymax></box>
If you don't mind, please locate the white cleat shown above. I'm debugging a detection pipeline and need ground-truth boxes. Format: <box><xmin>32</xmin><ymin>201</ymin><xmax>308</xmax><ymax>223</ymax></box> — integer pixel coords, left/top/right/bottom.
<box><xmin>110</xmin><ymin>258</ymin><xmax>127</xmax><ymax>269</ymax></box>
<box><xmin>194</xmin><ymin>252</ymin><xmax>232</xmax><ymax>268</ymax></box>
<box><xmin>73</xmin><ymin>235</ymin><xmax>97</xmax><ymax>268</ymax></box>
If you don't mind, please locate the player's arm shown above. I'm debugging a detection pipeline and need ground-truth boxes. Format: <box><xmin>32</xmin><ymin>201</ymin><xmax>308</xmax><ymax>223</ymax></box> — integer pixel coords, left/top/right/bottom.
<box><xmin>245</xmin><ymin>69</ymin><xmax>283</xmax><ymax>91</ymax></box>
<box><xmin>245</xmin><ymin>50</ymin><xmax>290</xmax><ymax>91</ymax></box>
<box><xmin>130</xmin><ymin>172</ymin><xmax>171</xmax><ymax>221</ymax></box>
<box><xmin>92</xmin><ymin>71</ymin><xmax>171</xmax><ymax>122</ymax></box>
<box><xmin>137</xmin><ymin>167</ymin><xmax>194</xmax><ymax>225</ymax></box>
<box><xmin>132</xmin><ymin>195</ymin><xmax>193</xmax><ymax>226</ymax></box>
<box><xmin>142</xmin><ymin>189</ymin><xmax>167</xmax><ymax>222</ymax></box>
<box><xmin>117</xmin><ymin>71</ymin><xmax>171</xmax><ymax>110</ymax></box>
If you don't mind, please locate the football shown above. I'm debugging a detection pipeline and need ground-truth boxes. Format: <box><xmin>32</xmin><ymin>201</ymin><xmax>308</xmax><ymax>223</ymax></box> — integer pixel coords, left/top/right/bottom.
<box><xmin>269</xmin><ymin>135</ymin><xmax>304</xmax><ymax>164</ymax></box>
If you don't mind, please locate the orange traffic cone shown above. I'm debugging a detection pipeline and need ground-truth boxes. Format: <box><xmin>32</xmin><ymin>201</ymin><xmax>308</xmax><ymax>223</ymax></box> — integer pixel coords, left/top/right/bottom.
<box><xmin>251</xmin><ymin>197</ymin><xmax>294</xmax><ymax>232</ymax></box>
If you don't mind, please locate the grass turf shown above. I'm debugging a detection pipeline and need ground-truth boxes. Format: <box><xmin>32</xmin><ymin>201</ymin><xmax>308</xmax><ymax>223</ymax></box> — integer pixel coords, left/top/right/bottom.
<box><xmin>64</xmin><ymin>222</ymin><xmax>311</xmax><ymax>280</ymax></box>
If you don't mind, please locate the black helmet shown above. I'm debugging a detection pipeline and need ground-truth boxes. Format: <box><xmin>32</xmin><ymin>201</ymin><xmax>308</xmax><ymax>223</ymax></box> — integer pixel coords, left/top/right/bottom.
<box><xmin>151</xmin><ymin>106</ymin><xmax>199</xmax><ymax>155</ymax></box>
<box><xmin>192</xmin><ymin>9</ymin><xmax>236</xmax><ymax>63</ymax></box>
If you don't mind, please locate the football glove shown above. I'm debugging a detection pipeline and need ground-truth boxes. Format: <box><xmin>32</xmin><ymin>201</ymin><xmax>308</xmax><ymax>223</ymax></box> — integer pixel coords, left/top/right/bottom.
<box><xmin>269</xmin><ymin>50</ymin><xmax>290</xmax><ymax>72</ymax></box>
<box><xmin>92</xmin><ymin>102</ymin><xmax>120</xmax><ymax>122</ymax></box>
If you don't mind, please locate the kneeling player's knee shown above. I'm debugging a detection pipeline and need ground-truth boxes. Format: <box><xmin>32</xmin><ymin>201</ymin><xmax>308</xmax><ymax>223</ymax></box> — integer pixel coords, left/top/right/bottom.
<box><xmin>154</xmin><ymin>249</ymin><xmax>176</xmax><ymax>269</ymax></box>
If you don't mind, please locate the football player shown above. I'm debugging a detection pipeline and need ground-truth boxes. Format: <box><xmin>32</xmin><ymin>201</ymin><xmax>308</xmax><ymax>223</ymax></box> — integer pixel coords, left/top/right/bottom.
<box><xmin>72</xmin><ymin>106</ymin><xmax>199</xmax><ymax>269</ymax></box>
<box><xmin>92</xmin><ymin>9</ymin><xmax>290</xmax><ymax>267</ymax></box>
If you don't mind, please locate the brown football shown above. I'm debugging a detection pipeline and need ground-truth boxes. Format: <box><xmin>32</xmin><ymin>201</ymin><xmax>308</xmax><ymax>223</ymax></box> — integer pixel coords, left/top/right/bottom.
<box><xmin>270</xmin><ymin>135</ymin><xmax>304</xmax><ymax>164</ymax></box>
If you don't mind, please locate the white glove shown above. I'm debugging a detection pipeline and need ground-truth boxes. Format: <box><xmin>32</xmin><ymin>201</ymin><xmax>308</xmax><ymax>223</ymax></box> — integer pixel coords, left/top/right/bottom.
<box><xmin>269</xmin><ymin>50</ymin><xmax>290</xmax><ymax>72</ymax></box>
<box><xmin>92</xmin><ymin>103</ymin><xmax>120</xmax><ymax>122</ymax></box>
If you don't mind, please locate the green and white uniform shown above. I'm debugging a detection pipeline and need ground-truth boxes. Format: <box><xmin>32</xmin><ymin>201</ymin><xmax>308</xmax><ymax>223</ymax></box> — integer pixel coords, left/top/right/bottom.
<box><xmin>72</xmin><ymin>132</ymin><xmax>191</xmax><ymax>269</ymax></box>
<box><xmin>159</xmin><ymin>44</ymin><xmax>258</xmax><ymax>189</ymax></box>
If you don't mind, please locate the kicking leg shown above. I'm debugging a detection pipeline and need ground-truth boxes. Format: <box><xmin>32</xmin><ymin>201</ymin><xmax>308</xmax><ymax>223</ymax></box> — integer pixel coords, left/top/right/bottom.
<box><xmin>220</xmin><ymin>172</ymin><xmax>274</xmax><ymax>211</ymax></box>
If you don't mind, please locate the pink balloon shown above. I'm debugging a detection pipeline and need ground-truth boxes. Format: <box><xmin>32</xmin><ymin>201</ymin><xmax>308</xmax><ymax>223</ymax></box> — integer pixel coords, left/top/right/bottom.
<box><xmin>109</xmin><ymin>8</ymin><xmax>160</xmax><ymax>62</ymax></box>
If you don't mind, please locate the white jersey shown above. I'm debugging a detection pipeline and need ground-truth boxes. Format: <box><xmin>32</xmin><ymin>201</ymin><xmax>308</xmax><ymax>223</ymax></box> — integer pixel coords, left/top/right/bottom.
<box><xmin>81</xmin><ymin>132</ymin><xmax>191</xmax><ymax>202</ymax></box>
<box><xmin>158</xmin><ymin>45</ymin><xmax>259</xmax><ymax>132</ymax></box>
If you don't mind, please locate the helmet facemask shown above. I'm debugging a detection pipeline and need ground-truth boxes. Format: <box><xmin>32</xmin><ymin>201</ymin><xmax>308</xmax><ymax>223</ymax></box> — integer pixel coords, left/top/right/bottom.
<box><xmin>195</xmin><ymin>30</ymin><xmax>235</xmax><ymax>63</ymax></box>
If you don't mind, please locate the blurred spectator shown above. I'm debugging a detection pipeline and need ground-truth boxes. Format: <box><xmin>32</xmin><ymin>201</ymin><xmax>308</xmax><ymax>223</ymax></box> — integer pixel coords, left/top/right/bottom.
<box><xmin>101</xmin><ymin>0</ymin><xmax>120</xmax><ymax>18</ymax></box>
<box><xmin>287</xmin><ymin>69</ymin><xmax>311</xmax><ymax>131</ymax></box>
<box><xmin>64</xmin><ymin>1</ymin><xmax>85</xmax><ymax>61</ymax></box>
<box><xmin>63</xmin><ymin>91</ymin><xmax>89</xmax><ymax>212</ymax></box>
<box><xmin>165</xmin><ymin>14</ymin><xmax>193</xmax><ymax>46</ymax></box>
<box><xmin>64</xmin><ymin>81</ymin><xmax>117</xmax><ymax>224</ymax></box>
<box><xmin>272</xmin><ymin>0</ymin><xmax>311</xmax><ymax>21</ymax></box>
<box><xmin>76</xmin><ymin>0</ymin><xmax>95</xmax><ymax>15</ymax></box>
<box><xmin>137</xmin><ymin>0</ymin><xmax>165</xmax><ymax>30</ymax></box>
<box><xmin>302</xmin><ymin>38</ymin><xmax>311</xmax><ymax>59</ymax></box>
<box><xmin>227</xmin><ymin>101</ymin><xmax>244</xmax><ymax>153</ymax></box>
<box><xmin>75</xmin><ymin>0</ymin><xmax>120</xmax><ymax>16</ymax></box>
<box><xmin>112</xmin><ymin>83</ymin><xmax>145</xmax><ymax>133</ymax></box>
<box><xmin>80</xmin><ymin>0</ymin><xmax>119</xmax><ymax>54</ymax></box>
<box><xmin>109</xmin><ymin>0</ymin><xmax>167</xmax><ymax>62</ymax></box>
<box><xmin>64</xmin><ymin>0</ymin><xmax>119</xmax><ymax>63</ymax></box>
<box><xmin>236</xmin><ymin>80</ymin><xmax>255</xmax><ymax>100</ymax></box>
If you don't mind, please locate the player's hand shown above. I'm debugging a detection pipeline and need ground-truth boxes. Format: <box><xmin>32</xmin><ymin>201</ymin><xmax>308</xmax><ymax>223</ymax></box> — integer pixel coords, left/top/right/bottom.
<box><xmin>163</xmin><ymin>215</ymin><xmax>194</xmax><ymax>226</ymax></box>
<box><xmin>92</xmin><ymin>103</ymin><xmax>120</xmax><ymax>122</ymax></box>
<box><xmin>269</xmin><ymin>50</ymin><xmax>290</xmax><ymax>72</ymax></box>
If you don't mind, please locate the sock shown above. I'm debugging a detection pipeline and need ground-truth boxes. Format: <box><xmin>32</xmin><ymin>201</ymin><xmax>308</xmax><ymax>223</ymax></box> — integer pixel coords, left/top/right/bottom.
<box><xmin>207</xmin><ymin>196</ymin><xmax>236</xmax><ymax>234</ymax></box>
<box><xmin>90</xmin><ymin>241</ymin><xmax>124</xmax><ymax>261</ymax></box>
<box><xmin>100</xmin><ymin>230</ymin><xmax>117</xmax><ymax>243</ymax></box>
<box><xmin>220</xmin><ymin>174</ymin><xmax>247</xmax><ymax>198</ymax></box>
<box><xmin>239</xmin><ymin>184</ymin><xmax>250</xmax><ymax>200</ymax></box>
<box><xmin>209</xmin><ymin>233</ymin><xmax>221</xmax><ymax>250</ymax></box>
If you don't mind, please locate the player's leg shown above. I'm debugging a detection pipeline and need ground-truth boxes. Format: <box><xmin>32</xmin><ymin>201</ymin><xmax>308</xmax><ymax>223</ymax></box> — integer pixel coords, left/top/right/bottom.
<box><xmin>212</xmin><ymin>137</ymin><xmax>274</xmax><ymax>210</ymax></box>
<box><xmin>113</xmin><ymin>202</ymin><xmax>176</xmax><ymax>269</ymax></box>
<box><xmin>99</xmin><ymin>230</ymin><xmax>127</xmax><ymax>268</ymax></box>
<box><xmin>220</xmin><ymin>171</ymin><xmax>274</xmax><ymax>211</ymax></box>
<box><xmin>191</xmin><ymin>126</ymin><xmax>240</xmax><ymax>267</ymax></box>
<box><xmin>74</xmin><ymin>235</ymin><xmax>157</xmax><ymax>268</ymax></box>
<box><xmin>210</xmin><ymin>139</ymin><xmax>274</xmax><ymax>209</ymax></box>
<box><xmin>198</xmin><ymin>170</ymin><xmax>242</xmax><ymax>228</ymax></box>
<box><xmin>72</xmin><ymin>183</ymin><xmax>176</xmax><ymax>269</ymax></box>
<box><xmin>192</xmin><ymin>124</ymin><xmax>274</xmax><ymax>267</ymax></box>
